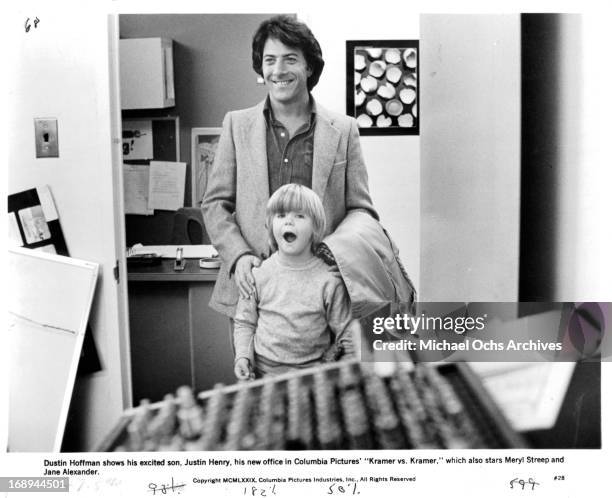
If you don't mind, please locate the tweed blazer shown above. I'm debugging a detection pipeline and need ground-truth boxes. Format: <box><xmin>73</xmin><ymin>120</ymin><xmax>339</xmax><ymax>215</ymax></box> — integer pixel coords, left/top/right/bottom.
<box><xmin>202</xmin><ymin>99</ymin><xmax>377</xmax><ymax>317</ymax></box>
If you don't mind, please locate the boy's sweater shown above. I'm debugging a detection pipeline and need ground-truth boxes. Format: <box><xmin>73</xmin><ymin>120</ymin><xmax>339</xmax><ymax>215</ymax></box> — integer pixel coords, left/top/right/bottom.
<box><xmin>233</xmin><ymin>253</ymin><xmax>352</xmax><ymax>365</ymax></box>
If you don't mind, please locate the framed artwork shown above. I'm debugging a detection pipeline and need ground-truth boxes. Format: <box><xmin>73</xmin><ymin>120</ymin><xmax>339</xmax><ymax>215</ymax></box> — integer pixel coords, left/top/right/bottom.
<box><xmin>8</xmin><ymin>186</ymin><xmax>69</xmax><ymax>256</ymax></box>
<box><xmin>346</xmin><ymin>40</ymin><xmax>419</xmax><ymax>136</ymax></box>
<box><xmin>191</xmin><ymin>127</ymin><xmax>222</xmax><ymax>206</ymax></box>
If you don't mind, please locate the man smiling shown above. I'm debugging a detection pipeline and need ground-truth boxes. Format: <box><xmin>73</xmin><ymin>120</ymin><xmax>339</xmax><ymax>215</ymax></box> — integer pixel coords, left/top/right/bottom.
<box><xmin>202</xmin><ymin>15</ymin><xmax>377</xmax><ymax>319</ymax></box>
<box><xmin>262</xmin><ymin>37</ymin><xmax>311</xmax><ymax>120</ymax></box>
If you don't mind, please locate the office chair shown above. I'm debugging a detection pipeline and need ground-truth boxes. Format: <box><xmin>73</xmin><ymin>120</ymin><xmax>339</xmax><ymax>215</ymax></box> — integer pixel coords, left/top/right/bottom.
<box><xmin>170</xmin><ymin>208</ymin><xmax>211</xmax><ymax>245</ymax></box>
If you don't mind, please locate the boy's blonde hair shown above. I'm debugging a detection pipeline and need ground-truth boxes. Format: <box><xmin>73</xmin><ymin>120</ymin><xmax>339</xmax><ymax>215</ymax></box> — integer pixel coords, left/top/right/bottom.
<box><xmin>266</xmin><ymin>184</ymin><xmax>327</xmax><ymax>252</ymax></box>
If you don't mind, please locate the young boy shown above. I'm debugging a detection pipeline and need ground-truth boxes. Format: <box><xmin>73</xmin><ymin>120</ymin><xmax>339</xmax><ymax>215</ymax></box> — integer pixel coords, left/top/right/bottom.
<box><xmin>233</xmin><ymin>184</ymin><xmax>353</xmax><ymax>379</ymax></box>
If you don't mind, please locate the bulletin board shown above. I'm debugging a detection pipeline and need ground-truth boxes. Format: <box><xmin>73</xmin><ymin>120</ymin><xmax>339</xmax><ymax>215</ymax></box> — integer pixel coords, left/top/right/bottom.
<box><xmin>122</xmin><ymin>116</ymin><xmax>180</xmax><ymax>163</ymax></box>
<box><xmin>8</xmin><ymin>248</ymin><xmax>99</xmax><ymax>452</ymax></box>
<box><xmin>122</xmin><ymin>116</ymin><xmax>182</xmax><ymax>243</ymax></box>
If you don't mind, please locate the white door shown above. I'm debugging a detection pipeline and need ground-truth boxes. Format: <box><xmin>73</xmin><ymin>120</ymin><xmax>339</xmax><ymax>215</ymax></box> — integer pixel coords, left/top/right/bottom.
<box><xmin>8</xmin><ymin>5</ymin><xmax>132</xmax><ymax>450</ymax></box>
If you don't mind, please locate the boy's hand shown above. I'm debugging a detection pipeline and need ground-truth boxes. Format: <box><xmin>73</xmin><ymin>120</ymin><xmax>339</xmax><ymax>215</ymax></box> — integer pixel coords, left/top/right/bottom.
<box><xmin>234</xmin><ymin>254</ymin><xmax>261</xmax><ymax>299</ymax></box>
<box><xmin>321</xmin><ymin>344</ymin><xmax>341</xmax><ymax>362</ymax></box>
<box><xmin>234</xmin><ymin>358</ymin><xmax>254</xmax><ymax>381</ymax></box>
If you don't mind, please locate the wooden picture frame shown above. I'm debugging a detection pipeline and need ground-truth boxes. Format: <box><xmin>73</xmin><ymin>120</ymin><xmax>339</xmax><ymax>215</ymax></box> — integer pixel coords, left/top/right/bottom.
<box><xmin>191</xmin><ymin>127</ymin><xmax>222</xmax><ymax>207</ymax></box>
<box><xmin>346</xmin><ymin>40</ymin><xmax>419</xmax><ymax>136</ymax></box>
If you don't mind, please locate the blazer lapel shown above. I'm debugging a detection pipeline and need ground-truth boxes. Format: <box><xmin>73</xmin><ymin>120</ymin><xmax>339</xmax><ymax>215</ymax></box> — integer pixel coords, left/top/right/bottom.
<box><xmin>244</xmin><ymin>102</ymin><xmax>270</xmax><ymax>201</ymax></box>
<box><xmin>312</xmin><ymin>110</ymin><xmax>341</xmax><ymax>201</ymax></box>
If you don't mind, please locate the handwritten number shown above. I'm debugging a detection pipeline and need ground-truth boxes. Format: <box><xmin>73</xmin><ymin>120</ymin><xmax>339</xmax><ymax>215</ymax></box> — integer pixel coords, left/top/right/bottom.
<box><xmin>510</xmin><ymin>477</ymin><xmax>540</xmax><ymax>491</ymax></box>
<box><xmin>327</xmin><ymin>483</ymin><xmax>360</xmax><ymax>495</ymax></box>
<box><xmin>243</xmin><ymin>486</ymin><xmax>277</xmax><ymax>496</ymax></box>
<box><xmin>148</xmin><ymin>479</ymin><xmax>185</xmax><ymax>494</ymax></box>
<box><xmin>24</xmin><ymin>17</ymin><xmax>40</xmax><ymax>33</ymax></box>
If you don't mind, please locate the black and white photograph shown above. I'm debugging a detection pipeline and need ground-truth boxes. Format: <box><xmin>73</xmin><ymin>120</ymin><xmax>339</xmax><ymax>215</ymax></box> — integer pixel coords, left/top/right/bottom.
<box><xmin>346</xmin><ymin>40</ymin><xmax>419</xmax><ymax>135</ymax></box>
<box><xmin>5</xmin><ymin>2</ymin><xmax>612</xmax><ymax>496</ymax></box>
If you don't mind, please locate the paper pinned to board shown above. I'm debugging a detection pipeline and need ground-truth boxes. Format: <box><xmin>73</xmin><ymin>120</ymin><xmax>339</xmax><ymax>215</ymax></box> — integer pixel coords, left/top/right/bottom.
<box><xmin>122</xmin><ymin>119</ymin><xmax>153</xmax><ymax>160</ymax></box>
<box><xmin>469</xmin><ymin>362</ymin><xmax>576</xmax><ymax>432</ymax></box>
<box><xmin>18</xmin><ymin>205</ymin><xmax>51</xmax><ymax>243</ymax></box>
<box><xmin>123</xmin><ymin>164</ymin><xmax>154</xmax><ymax>215</ymax></box>
<box><xmin>148</xmin><ymin>161</ymin><xmax>186</xmax><ymax>211</ymax></box>
<box><xmin>129</xmin><ymin>244</ymin><xmax>218</xmax><ymax>259</ymax></box>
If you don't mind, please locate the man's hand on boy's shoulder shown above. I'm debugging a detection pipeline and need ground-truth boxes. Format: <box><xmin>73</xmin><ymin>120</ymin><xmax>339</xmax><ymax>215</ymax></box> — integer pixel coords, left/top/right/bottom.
<box><xmin>325</xmin><ymin>263</ymin><xmax>341</xmax><ymax>278</ymax></box>
<box><xmin>234</xmin><ymin>254</ymin><xmax>262</xmax><ymax>299</ymax></box>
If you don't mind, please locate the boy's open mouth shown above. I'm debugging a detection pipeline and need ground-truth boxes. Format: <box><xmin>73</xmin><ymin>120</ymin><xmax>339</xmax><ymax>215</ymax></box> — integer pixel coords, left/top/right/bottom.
<box><xmin>283</xmin><ymin>231</ymin><xmax>297</xmax><ymax>243</ymax></box>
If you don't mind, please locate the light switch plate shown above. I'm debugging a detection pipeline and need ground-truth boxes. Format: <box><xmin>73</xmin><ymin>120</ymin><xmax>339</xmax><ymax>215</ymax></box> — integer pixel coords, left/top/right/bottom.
<box><xmin>34</xmin><ymin>118</ymin><xmax>59</xmax><ymax>158</ymax></box>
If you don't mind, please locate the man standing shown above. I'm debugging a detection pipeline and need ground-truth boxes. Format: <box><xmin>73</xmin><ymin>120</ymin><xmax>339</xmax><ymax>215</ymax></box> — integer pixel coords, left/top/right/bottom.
<box><xmin>203</xmin><ymin>15</ymin><xmax>377</xmax><ymax>318</ymax></box>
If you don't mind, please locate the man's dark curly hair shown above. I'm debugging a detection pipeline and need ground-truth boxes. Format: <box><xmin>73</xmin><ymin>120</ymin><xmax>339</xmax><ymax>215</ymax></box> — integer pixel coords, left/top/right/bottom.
<box><xmin>252</xmin><ymin>15</ymin><xmax>325</xmax><ymax>91</ymax></box>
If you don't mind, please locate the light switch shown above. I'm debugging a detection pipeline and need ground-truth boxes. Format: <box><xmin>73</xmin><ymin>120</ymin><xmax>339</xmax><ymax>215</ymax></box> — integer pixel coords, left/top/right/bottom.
<box><xmin>34</xmin><ymin>118</ymin><xmax>59</xmax><ymax>158</ymax></box>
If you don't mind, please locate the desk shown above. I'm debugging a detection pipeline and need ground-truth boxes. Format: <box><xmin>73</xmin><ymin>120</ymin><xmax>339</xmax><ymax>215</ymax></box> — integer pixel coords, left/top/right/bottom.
<box><xmin>128</xmin><ymin>259</ymin><xmax>234</xmax><ymax>405</ymax></box>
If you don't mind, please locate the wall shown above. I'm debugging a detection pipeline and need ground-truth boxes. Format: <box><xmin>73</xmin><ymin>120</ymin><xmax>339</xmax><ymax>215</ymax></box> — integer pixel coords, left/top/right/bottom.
<box><xmin>300</xmin><ymin>8</ymin><xmax>421</xmax><ymax>292</ymax></box>
<box><xmin>546</xmin><ymin>14</ymin><xmax>596</xmax><ymax>301</ymax></box>
<box><xmin>8</xmin><ymin>6</ymin><xmax>129</xmax><ymax>450</ymax></box>
<box><xmin>578</xmin><ymin>14</ymin><xmax>612</xmax><ymax>301</ymax></box>
<box><xmin>420</xmin><ymin>15</ymin><xmax>521</xmax><ymax>301</ymax></box>
<box><xmin>419</xmin><ymin>14</ymin><xmax>608</xmax><ymax>303</ymax></box>
<box><xmin>119</xmin><ymin>14</ymin><xmax>274</xmax><ymax>205</ymax></box>
<box><xmin>519</xmin><ymin>15</ymin><xmax>585</xmax><ymax>301</ymax></box>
